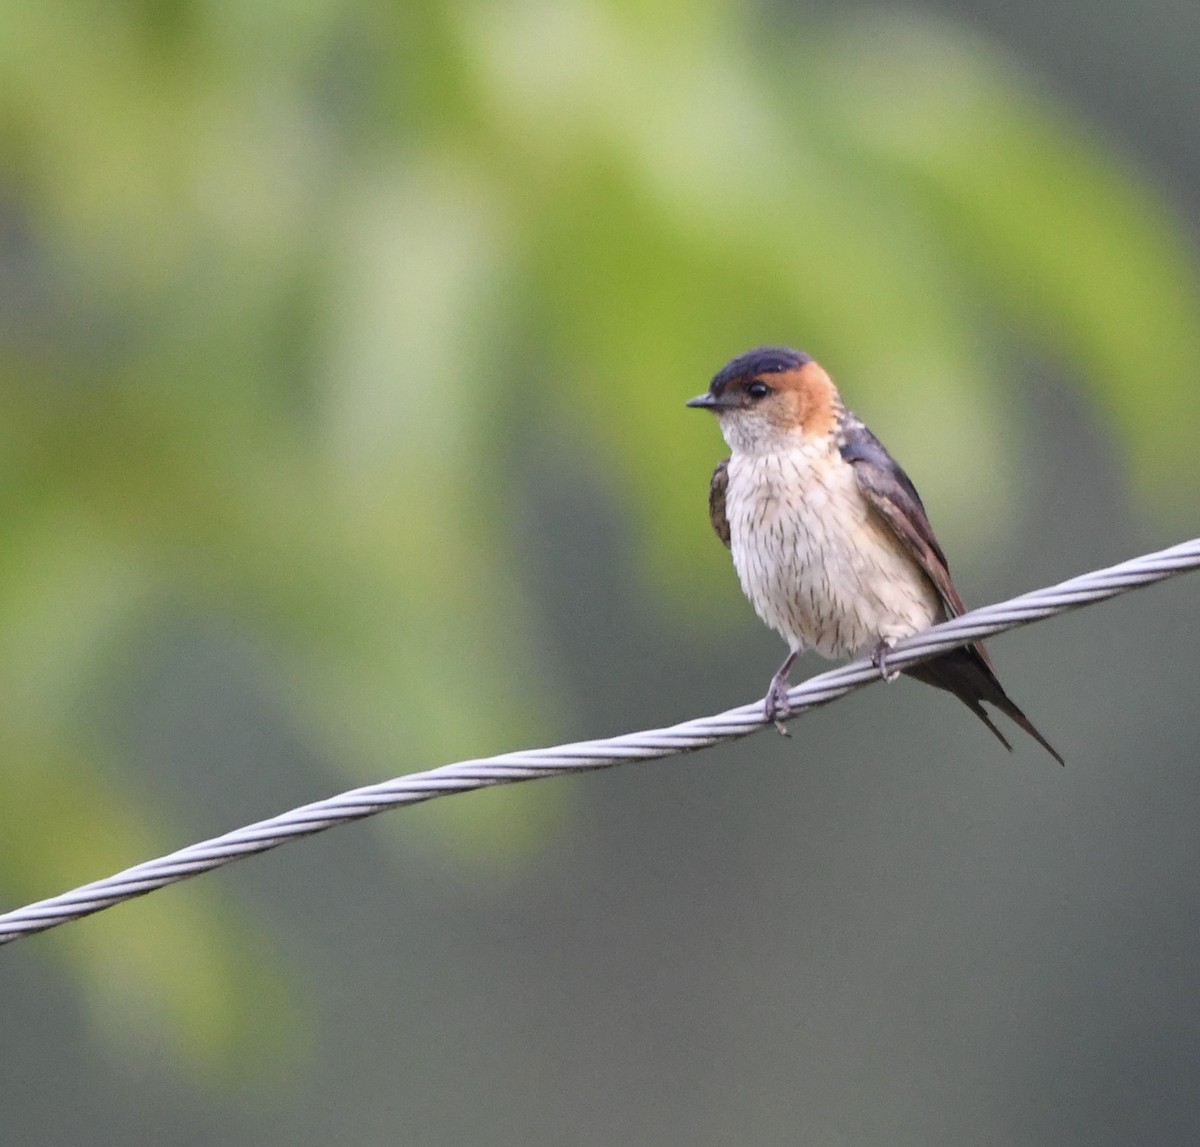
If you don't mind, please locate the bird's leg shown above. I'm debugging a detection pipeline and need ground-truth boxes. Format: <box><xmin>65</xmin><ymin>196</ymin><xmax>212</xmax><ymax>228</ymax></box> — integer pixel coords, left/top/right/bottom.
<box><xmin>764</xmin><ymin>651</ymin><xmax>799</xmax><ymax>735</ymax></box>
<box><xmin>872</xmin><ymin>638</ymin><xmax>900</xmax><ymax>682</ymax></box>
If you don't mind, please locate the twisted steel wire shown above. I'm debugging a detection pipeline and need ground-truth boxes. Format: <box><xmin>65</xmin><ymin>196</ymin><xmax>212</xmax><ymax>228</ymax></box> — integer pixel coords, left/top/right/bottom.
<box><xmin>2</xmin><ymin>536</ymin><xmax>1198</xmax><ymax>947</ymax></box>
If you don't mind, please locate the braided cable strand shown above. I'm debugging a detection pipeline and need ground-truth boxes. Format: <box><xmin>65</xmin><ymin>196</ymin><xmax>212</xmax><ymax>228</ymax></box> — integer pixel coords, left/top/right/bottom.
<box><xmin>2</xmin><ymin>536</ymin><xmax>1199</xmax><ymax>946</ymax></box>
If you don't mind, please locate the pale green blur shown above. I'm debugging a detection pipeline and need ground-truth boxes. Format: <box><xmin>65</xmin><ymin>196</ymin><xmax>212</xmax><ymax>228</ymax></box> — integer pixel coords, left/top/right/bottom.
<box><xmin>1</xmin><ymin>0</ymin><xmax>1197</xmax><ymax>1091</ymax></box>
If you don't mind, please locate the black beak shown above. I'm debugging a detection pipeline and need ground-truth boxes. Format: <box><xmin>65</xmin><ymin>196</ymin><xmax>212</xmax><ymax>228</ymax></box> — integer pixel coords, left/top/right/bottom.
<box><xmin>686</xmin><ymin>392</ymin><xmax>719</xmax><ymax>409</ymax></box>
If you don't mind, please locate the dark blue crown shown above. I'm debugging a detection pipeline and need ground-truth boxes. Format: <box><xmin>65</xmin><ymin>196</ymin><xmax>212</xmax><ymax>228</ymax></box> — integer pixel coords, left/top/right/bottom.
<box><xmin>710</xmin><ymin>346</ymin><xmax>811</xmax><ymax>394</ymax></box>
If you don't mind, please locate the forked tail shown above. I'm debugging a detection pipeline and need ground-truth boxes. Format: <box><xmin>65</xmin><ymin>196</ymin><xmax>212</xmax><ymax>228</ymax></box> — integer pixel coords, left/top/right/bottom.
<box><xmin>904</xmin><ymin>645</ymin><xmax>1064</xmax><ymax>765</ymax></box>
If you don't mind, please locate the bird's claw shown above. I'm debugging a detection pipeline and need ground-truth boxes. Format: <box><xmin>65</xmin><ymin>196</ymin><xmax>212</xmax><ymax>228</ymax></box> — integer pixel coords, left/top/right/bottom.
<box><xmin>873</xmin><ymin>639</ymin><xmax>900</xmax><ymax>683</ymax></box>
<box><xmin>765</xmin><ymin>679</ymin><xmax>792</xmax><ymax>736</ymax></box>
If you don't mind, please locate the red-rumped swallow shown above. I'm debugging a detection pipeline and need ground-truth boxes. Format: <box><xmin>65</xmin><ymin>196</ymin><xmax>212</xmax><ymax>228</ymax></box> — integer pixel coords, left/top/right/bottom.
<box><xmin>688</xmin><ymin>346</ymin><xmax>1062</xmax><ymax>763</ymax></box>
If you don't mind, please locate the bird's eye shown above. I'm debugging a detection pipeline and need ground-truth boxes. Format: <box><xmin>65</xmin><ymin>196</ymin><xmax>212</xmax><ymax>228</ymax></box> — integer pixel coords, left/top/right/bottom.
<box><xmin>746</xmin><ymin>381</ymin><xmax>771</xmax><ymax>400</ymax></box>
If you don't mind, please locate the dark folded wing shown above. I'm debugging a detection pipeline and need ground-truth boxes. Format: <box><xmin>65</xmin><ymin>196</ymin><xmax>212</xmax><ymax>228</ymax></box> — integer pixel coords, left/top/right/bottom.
<box><xmin>839</xmin><ymin>418</ymin><xmax>1060</xmax><ymax>762</ymax></box>
<box><xmin>838</xmin><ymin>418</ymin><xmax>968</xmax><ymax>619</ymax></box>
<box><xmin>708</xmin><ymin>456</ymin><xmax>732</xmax><ymax>549</ymax></box>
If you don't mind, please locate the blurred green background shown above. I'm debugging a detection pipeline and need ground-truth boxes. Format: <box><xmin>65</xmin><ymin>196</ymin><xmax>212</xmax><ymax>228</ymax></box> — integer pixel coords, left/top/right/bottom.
<box><xmin>3</xmin><ymin>1</ymin><xmax>1200</xmax><ymax>1143</ymax></box>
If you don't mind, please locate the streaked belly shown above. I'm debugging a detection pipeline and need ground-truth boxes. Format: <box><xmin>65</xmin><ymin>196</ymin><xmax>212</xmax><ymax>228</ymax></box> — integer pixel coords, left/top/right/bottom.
<box><xmin>726</xmin><ymin>450</ymin><xmax>940</xmax><ymax>657</ymax></box>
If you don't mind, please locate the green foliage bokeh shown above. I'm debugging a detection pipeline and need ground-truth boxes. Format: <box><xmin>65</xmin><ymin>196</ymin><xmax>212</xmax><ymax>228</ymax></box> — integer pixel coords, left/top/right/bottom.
<box><xmin>2</xmin><ymin>0</ymin><xmax>1198</xmax><ymax>1069</ymax></box>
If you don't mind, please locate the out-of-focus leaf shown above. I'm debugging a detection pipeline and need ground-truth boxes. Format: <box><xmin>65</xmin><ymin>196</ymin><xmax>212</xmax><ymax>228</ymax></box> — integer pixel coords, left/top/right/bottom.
<box><xmin>1</xmin><ymin>0</ymin><xmax>1199</xmax><ymax>1077</ymax></box>
<box><xmin>0</xmin><ymin>727</ymin><xmax>305</xmax><ymax>1076</ymax></box>
<box><xmin>823</xmin><ymin>13</ymin><xmax>1200</xmax><ymax>515</ymax></box>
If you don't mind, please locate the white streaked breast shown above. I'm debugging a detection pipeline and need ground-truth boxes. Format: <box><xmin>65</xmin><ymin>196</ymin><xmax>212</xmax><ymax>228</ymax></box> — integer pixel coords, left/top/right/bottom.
<box><xmin>725</xmin><ymin>443</ymin><xmax>941</xmax><ymax>658</ymax></box>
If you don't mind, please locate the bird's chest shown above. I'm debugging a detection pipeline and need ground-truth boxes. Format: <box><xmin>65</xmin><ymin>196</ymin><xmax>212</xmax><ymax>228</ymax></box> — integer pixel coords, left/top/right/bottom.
<box><xmin>724</xmin><ymin>448</ymin><xmax>936</xmax><ymax>656</ymax></box>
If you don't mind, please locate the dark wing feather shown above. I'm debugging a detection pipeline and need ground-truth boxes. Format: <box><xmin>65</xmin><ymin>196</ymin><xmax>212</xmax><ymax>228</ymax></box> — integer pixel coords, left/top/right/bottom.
<box><xmin>708</xmin><ymin>456</ymin><xmax>732</xmax><ymax>549</ymax></box>
<box><xmin>840</xmin><ymin>417</ymin><xmax>1063</xmax><ymax>765</ymax></box>
<box><xmin>838</xmin><ymin>418</ymin><xmax>969</xmax><ymax>620</ymax></box>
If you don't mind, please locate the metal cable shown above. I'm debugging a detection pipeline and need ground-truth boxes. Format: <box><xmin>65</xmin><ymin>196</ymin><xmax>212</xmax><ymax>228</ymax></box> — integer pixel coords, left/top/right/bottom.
<box><xmin>2</xmin><ymin>536</ymin><xmax>1199</xmax><ymax>946</ymax></box>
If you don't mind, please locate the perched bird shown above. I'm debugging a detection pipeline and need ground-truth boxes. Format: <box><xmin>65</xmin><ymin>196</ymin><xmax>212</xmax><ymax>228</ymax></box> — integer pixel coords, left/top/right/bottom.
<box><xmin>687</xmin><ymin>346</ymin><xmax>1062</xmax><ymax>764</ymax></box>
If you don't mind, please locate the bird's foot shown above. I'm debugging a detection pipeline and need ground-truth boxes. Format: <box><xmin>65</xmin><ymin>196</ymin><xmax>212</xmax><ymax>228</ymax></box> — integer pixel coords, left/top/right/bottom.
<box><xmin>765</xmin><ymin>675</ymin><xmax>793</xmax><ymax>736</ymax></box>
<box><xmin>873</xmin><ymin>638</ymin><xmax>900</xmax><ymax>683</ymax></box>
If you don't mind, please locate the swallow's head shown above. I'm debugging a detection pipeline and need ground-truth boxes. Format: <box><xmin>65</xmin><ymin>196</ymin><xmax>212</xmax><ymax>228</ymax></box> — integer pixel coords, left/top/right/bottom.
<box><xmin>687</xmin><ymin>346</ymin><xmax>840</xmax><ymax>454</ymax></box>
